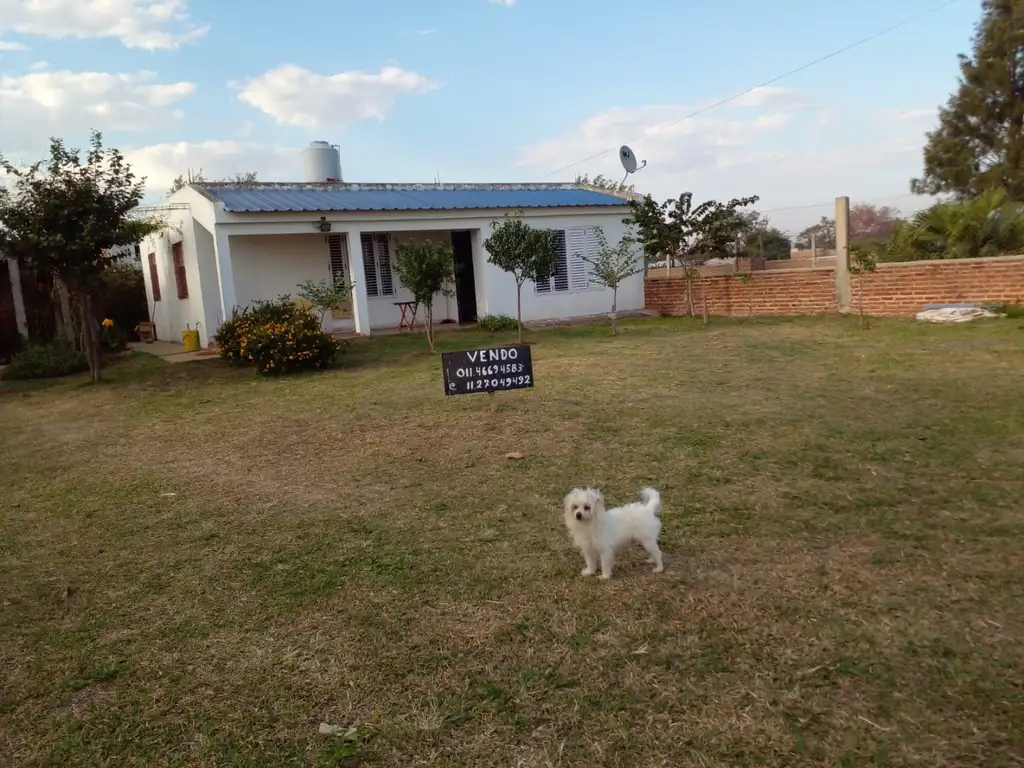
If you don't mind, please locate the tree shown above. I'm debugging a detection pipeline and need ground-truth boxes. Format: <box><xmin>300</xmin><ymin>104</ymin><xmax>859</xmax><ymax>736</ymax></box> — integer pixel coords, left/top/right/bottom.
<box><xmin>850</xmin><ymin>203</ymin><xmax>902</xmax><ymax>242</ymax></box>
<box><xmin>848</xmin><ymin>244</ymin><xmax>879</xmax><ymax>327</ymax></box>
<box><xmin>296</xmin><ymin>276</ymin><xmax>351</xmax><ymax>329</ymax></box>
<box><xmin>169</xmin><ymin>169</ymin><xmax>258</xmax><ymax>195</ymax></box>
<box><xmin>628</xmin><ymin>192</ymin><xmax>759</xmax><ymax>322</ymax></box>
<box><xmin>731</xmin><ymin>210</ymin><xmax>792</xmax><ymax>260</ymax></box>
<box><xmin>483</xmin><ymin>212</ymin><xmax>560</xmax><ymax>343</ymax></box>
<box><xmin>0</xmin><ymin>131</ymin><xmax>162</xmax><ymax>382</ymax></box>
<box><xmin>574</xmin><ymin>173</ymin><xmax>635</xmax><ymax>194</ymax></box>
<box><xmin>856</xmin><ymin>188</ymin><xmax>1024</xmax><ymax>262</ymax></box>
<box><xmin>391</xmin><ymin>237</ymin><xmax>455</xmax><ymax>353</ymax></box>
<box><xmin>911</xmin><ymin>0</ymin><xmax>1024</xmax><ymax>199</ymax></box>
<box><xmin>793</xmin><ymin>216</ymin><xmax>836</xmax><ymax>250</ymax></box>
<box><xmin>580</xmin><ymin>226</ymin><xmax>643</xmax><ymax>336</ymax></box>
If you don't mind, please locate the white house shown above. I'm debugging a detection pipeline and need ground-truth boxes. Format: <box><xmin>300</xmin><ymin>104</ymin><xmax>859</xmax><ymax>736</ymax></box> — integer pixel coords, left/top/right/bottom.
<box><xmin>138</xmin><ymin>143</ymin><xmax>641</xmax><ymax>346</ymax></box>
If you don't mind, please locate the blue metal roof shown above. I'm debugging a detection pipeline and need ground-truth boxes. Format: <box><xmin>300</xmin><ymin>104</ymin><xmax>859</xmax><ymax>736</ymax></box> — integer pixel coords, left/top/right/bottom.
<box><xmin>200</xmin><ymin>185</ymin><xmax>630</xmax><ymax>213</ymax></box>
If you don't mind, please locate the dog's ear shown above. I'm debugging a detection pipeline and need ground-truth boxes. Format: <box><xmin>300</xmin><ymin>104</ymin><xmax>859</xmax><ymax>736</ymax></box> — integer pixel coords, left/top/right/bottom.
<box><xmin>589</xmin><ymin>488</ymin><xmax>605</xmax><ymax>513</ymax></box>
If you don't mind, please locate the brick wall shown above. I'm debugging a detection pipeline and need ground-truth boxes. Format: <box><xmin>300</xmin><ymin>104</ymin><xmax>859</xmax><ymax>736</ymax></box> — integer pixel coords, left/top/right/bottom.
<box><xmin>645</xmin><ymin>268</ymin><xmax>837</xmax><ymax>317</ymax></box>
<box><xmin>645</xmin><ymin>256</ymin><xmax>1024</xmax><ymax>317</ymax></box>
<box><xmin>851</xmin><ymin>256</ymin><xmax>1024</xmax><ymax>316</ymax></box>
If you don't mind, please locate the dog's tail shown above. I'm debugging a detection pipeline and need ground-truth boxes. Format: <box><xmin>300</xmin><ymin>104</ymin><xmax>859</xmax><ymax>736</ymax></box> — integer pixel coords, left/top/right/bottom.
<box><xmin>639</xmin><ymin>487</ymin><xmax>662</xmax><ymax>517</ymax></box>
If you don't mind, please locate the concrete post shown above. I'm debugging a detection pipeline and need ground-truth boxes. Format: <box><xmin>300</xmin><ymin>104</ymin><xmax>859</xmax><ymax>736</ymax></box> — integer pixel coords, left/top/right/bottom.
<box><xmin>212</xmin><ymin>227</ymin><xmax>237</xmax><ymax>326</ymax></box>
<box><xmin>834</xmin><ymin>196</ymin><xmax>852</xmax><ymax>313</ymax></box>
<box><xmin>5</xmin><ymin>257</ymin><xmax>28</xmax><ymax>339</ymax></box>
<box><xmin>346</xmin><ymin>230</ymin><xmax>372</xmax><ymax>336</ymax></box>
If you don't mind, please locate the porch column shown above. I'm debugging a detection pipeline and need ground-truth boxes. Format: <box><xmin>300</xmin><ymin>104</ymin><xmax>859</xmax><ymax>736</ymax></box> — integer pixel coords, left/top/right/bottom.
<box><xmin>212</xmin><ymin>227</ymin><xmax>237</xmax><ymax>325</ymax></box>
<box><xmin>5</xmin><ymin>257</ymin><xmax>28</xmax><ymax>339</ymax></box>
<box><xmin>346</xmin><ymin>230</ymin><xmax>371</xmax><ymax>336</ymax></box>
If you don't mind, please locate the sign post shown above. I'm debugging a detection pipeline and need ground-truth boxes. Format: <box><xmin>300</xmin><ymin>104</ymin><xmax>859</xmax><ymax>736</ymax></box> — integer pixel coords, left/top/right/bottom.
<box><xmin>441</xmin><ymin>344</ymin><xmax>534</xmax><ymax>398</ymax></box>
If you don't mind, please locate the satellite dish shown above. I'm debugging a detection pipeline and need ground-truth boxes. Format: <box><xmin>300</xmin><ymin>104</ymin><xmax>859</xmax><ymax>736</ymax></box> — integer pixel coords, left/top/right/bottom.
<box><xmin>619</xmin><ymin>145</ymin><xmax>647</xmax><ymax>186</ymax></box>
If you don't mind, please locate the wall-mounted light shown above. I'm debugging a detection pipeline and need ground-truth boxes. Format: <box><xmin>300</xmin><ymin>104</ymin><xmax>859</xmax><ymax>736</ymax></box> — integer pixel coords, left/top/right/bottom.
<box><xmin>314</xmin><ymin>216</ymin><xmax>331</xmax><ymax>232</ymax></box>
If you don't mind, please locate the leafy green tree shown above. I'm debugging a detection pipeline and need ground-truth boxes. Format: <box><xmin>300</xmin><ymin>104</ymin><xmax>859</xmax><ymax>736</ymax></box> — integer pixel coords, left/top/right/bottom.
<box><xmin>0</xmin><ymin>131</ymin><xmax>162</xmax><ymax>382</ymax></box>
<box><xmin>793</xmin><ymin>216</ymin><xmax>836</xmax><ymax>250</ymax></box>
<box><xmin>483</xmin><ymin>212</ymin><xmax>560</xmax><ymax>342</ymax></box>
<box><xmin>912</xmin><ymin>0</ymin><xmax>1024</xmax><ymax>199</ymax></box>
<box><xmin>858</xmin><ymin>188</ymin><xmax>1024</xmax><ymax>262</ymax></box>
<box><xmin>628</xmin><ymin>192</ymin><xmax>759</xmax><ymax>322</ymax></box>
<box><xmin>580</xmin><ymin>226</ymin><xmax>643</xmax><ymax>336</ymax></box>
<box><xmin>392</xmin><ymin>237</ymin><xmax>456</xmax><ymax>352</ymax></box>
<box><xmin>296</xmin><ymin>276</ymin><xmax>351</xmax><ymax>328</ymax></box>
<box><xmin>730</xmin><ymin>210</ymin><xmax>792</xmax><ymax>260</ymax></box>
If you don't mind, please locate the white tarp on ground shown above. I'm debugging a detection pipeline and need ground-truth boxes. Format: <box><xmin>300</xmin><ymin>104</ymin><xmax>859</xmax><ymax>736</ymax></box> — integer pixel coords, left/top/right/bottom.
<box><xmin>915</xmin><ymin>307</ymin><xmax>999</xmax><ymax>323</ymax></box>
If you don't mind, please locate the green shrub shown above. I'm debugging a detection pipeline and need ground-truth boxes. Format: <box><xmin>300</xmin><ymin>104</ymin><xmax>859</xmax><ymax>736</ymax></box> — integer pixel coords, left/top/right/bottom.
<box><xmin>214</xmin><ymin>296</ymin><xmax>339</xmax><ymax>376</ymax></box>
<box><xmin>477</xmin><ymin>314</ymin><xmax>519</xmax><ymax>332</ymax></box>
<box><xmin>214</xmin><ymin>296</ymin><xmax>297</xmax><ymax>365</ymax></box>
<box><xmin>0</xmin><ymin>341</ymin><xmax>89</xmax><ymax>381</ymax></box>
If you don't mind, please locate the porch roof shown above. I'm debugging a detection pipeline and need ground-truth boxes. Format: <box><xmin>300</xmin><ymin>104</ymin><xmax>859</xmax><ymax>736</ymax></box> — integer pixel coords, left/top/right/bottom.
<box><xmin>196</xmin><ymin>182</ymin><xmax>631</xmax><ymax>214</ymax></box>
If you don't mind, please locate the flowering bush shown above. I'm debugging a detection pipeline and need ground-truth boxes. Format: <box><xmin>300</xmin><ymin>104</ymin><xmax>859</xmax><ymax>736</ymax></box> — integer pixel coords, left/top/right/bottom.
<box><xmin>214</xmin><ymin>297</ymin><xmax>339</xmax><ymax>375</ymax></box>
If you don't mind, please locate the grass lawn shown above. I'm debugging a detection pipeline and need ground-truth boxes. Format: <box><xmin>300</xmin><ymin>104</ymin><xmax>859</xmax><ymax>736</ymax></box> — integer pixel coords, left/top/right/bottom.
<box><xmin>1</xmin><ymin>316</ymin><xmax>1023</xmax><ymax>767</ymax></box>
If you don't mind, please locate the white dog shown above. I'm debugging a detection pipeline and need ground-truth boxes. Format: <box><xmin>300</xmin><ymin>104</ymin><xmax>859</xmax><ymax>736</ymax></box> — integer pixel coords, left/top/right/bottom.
<box><xmin>563</xmin><ymin>487</ymin><xmax>663</xmax><ymax>579</ymax></box>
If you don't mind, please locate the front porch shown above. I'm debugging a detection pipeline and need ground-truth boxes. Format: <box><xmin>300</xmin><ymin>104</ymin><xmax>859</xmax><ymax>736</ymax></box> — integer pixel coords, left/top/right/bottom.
<box><xmin>217</xmin><ymin>225</ymin><xmax>490</xmax><ymax>338</ymax></box>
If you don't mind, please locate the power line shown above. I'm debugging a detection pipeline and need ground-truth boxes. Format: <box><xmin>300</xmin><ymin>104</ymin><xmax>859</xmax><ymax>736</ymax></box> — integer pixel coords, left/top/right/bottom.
<box><xmin>537</xmin><ymin>0</ymin><xmax>966</xmax><ymax>180</ymax></box>
<box><xmin>760</xmin><ymin>192</ymin><xmax>943</xmax><ymax>214</ymax></box>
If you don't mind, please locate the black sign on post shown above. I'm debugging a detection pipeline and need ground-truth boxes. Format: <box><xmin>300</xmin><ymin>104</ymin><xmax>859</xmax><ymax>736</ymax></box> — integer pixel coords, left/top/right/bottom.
<box><xmin>441</xmin><ymin>344</ymin><xmax>534</xmax><ymax>397</ymax></box>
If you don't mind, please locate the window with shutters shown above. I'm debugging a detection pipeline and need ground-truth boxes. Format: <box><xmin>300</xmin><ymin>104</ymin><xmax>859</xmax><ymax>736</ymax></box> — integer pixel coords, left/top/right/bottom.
<box><xmin>327</xmin><ymin>234</ymin><xmax>348</xmax><ymax>286</ymax></box>
<box><xmin>359</xmin><ymin>232</ymin><xmax>394</xmax><ymax>297</ymax></box>
<box><xmin>172</xmin><ymin>242</ymin><xmax>188</xmax><ymax>299</ymax></box>
<box><xmin>148</xmin><ymin>252</ymin><xmax>161</xmax><ymax>301</ymax></box>
<box><xmin>535</xmin><ymin>227</ymin><xmax>598</xmax><ymax>293</ymax></box>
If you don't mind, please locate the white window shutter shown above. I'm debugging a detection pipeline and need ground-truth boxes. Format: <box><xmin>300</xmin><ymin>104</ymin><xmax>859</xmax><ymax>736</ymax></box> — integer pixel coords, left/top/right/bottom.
<box><xmin>375</xmin><ymin>234</ymin><xmax>394</xmax><ymax>296</ymax></box>
<box><xmin>536</xmin><ymin>229</ymin><xmax>567</xmax><ymax>293</ymax></box>
<box><xmin>327</xmin><ymin>235</ymin><xmax>348</xmax><ymax>286</ymax></box>
<box><xmin>583</xmin><ymin>227</ymin><xmax>602</xmax><ymax>287</ymax></box>
<box><xmin>565</xmin><ymin>227</ymin><xmax>589</xmax><ymax>291</ymax></box>
<box><xmin>361</xmin><ymin>233</ymin><xmax>379</xmax><ymax>296</ymax></box>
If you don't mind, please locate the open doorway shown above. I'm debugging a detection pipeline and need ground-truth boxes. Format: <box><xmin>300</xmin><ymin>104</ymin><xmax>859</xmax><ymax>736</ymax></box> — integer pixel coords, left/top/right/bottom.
<box><xmin>450</xmin><ymin>230</ymin><xmax>478</xmax><ymax>324</ymax></box>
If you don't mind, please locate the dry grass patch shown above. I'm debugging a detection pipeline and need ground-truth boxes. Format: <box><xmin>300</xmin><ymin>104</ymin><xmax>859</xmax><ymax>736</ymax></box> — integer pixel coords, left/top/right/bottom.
<box><xmin>1</xmin><ymin>316</ymin><xmax>1022</xmax><ymax>767</ymax></box>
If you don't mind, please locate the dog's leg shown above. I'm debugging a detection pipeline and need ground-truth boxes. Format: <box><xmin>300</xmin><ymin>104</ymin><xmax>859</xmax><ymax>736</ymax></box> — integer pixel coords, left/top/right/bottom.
<box><xmin>580</xmin><ymin>548</ymin><xmax>598</xmax><ymax>577</ymax></box>
<box><xmin>599</xmin><ymin>549</ymin><xmax>614</xmax><ymax>579</ymax></box>
<box><xmin>641</xmin><ymin>538</ymin><xmax>664</xmax><ymax>573</ymax></box>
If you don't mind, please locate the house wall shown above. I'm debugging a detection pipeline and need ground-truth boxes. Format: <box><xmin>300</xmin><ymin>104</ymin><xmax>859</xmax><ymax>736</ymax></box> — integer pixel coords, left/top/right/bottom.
<box><xmin>480</xmin><ymin>210</ymin><xmax>643</xmax><ymax>323</ymax></box>
<box><xmin>138</xmin><ymin>187</ymin><xmax>220</xmax><ymax>346</ymax></box>
<box><xmin>140</xmin><ymin>214</ymin><xmax>209</xmax><ymax>345</ymax></box>
<box><xmin>214</xmin><ymin>204</ymin><xmax>634</xmax><ymax>332</ymax></box>
<box><xmin>230</xmin><ymin>234</ymin><xmax>332</xmax><ymax>310</ymax></box>
<box><xmin>228</xmin><ymin>231</ymin><xmax>460</xmax><ymax>331</ymax></box>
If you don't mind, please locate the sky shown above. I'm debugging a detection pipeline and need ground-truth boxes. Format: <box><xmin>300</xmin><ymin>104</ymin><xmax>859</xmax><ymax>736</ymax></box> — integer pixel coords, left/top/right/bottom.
<box><xmin>0</xmin><ymin>0</ymin><xmax>981</xmax><ymax>234</ymax></box>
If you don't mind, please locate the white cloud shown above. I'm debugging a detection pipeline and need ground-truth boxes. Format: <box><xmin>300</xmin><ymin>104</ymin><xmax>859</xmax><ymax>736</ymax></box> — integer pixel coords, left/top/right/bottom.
<box><xmin>402</xmin><ymin>28</ymin><xmax>436</xmax><ymax>35</ymax></box>
<box><xmin>517</xmin><ymin>93</ymin><xmax>931</xmax><ymax>233</ymax></box>
<box><xmin>28</xmin><ymin>60</ymin><xmax>48</xmax><ymax>71</ymax></box>
<box><xmin>123</xmin><ymin>140</ymin><xmax>299</xmax><ymax>197</ymax></box>
<box><xmin>0</xmin><ymin>70</ymin><xmax>195</xmax><ymax>153</ymax></box>
<box><xmin>0</xmin><ymin>0</ymin><xmax>208</xmax><ymax>50</ymax></box>
<box><xmin>236</xmin><ymin>64</ymin><xmax>437</xmax><ymax>130</ymax></box>
<box><xmin>0</xmin><ymin>40</ymin><xmax>28</xmax><ymax>51</ymax></box>
<box><xmin>489</xmin><ymin>0</ymin><xmax>516</xmax><ymax>5</ymax></box>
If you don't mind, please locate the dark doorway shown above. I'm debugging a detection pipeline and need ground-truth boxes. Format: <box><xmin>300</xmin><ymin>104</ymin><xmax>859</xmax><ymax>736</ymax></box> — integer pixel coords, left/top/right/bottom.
<box><xmin>450</xmin><ymin>230</ymin><xmax>478</xmax><ymax>324</ymax></box>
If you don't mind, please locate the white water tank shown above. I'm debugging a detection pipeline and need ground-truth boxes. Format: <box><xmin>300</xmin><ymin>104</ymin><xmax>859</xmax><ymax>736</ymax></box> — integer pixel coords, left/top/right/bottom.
<box><xmin>301</xmin><ymin>141</ymin><xmax>342</xmax><ymax>183</ymax></box>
